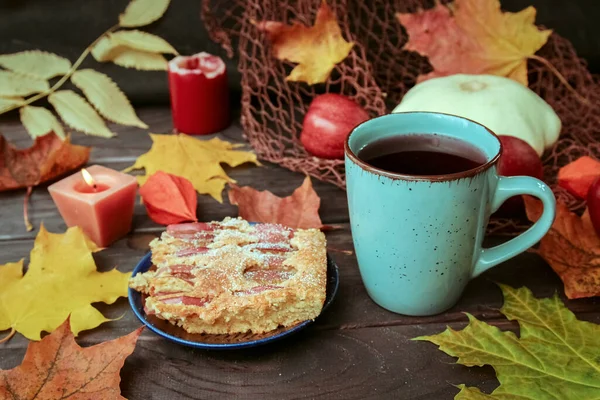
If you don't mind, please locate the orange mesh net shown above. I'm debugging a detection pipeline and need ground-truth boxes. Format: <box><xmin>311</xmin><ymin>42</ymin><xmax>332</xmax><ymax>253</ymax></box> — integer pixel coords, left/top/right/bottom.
<box><xmin>201</xmin><ymin>0</ymin><xmax>600</xmax><ymax>234</ymax></box>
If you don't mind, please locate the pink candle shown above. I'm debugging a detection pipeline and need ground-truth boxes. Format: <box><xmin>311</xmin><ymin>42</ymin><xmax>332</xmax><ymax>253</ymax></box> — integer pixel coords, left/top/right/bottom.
<box><xmin>48</xmin><ymin>165</ymin><xmax>137</xmax><ymax>247</ymax></box>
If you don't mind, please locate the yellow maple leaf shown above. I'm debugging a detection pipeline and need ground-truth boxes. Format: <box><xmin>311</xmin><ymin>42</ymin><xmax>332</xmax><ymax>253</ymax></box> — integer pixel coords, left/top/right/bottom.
<box><xmin>453</xmin><ymin>0</ymin><xmax>551</xmax><ymax>85</ymax></box>
<box><xmin>124</xmin><ymin>134</ymin><xmax>260</xmax><ymax>202</ymax></box>
<box><xmin>0</xmin><ymin>225</ymin><xmax>129</xmax><ymax>341</ymax></box>
<box><xmin>256</xmin><ymin>1</ymin><xmax>354</xmax><ymax>85</ymax></box>
<box><xmin>397</xmin><ymin>0</ymin><xmax>551</xmax><ymax>85</ymax></box>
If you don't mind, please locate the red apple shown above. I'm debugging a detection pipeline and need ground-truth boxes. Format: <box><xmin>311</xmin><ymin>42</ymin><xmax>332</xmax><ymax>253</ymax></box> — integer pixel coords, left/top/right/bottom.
<box><xmin>300</xmin><ymin>94</ymin><xmax>370</xmax><ymax>159</ymax></box>
<box><xmin>495</xmin><ymin>135</ymin><xmax>544</xmax><ymax>216</ymax></box>
<box><xmin>497</xmin><ymin>135</ymin><xmax>544</xmax><ymax>179</ymax></box>
<box><xmin>587</xmin><ymin>177</ymin><xmax>600</xmax><ymax>236</ymax></box>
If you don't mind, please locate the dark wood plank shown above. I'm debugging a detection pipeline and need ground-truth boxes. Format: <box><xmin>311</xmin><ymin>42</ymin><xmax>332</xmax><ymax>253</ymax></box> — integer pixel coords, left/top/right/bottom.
<box><xmin>3</xmin><ymin>108</ymin><xmax>600</xmax><ymax>399</ymax></box>
<box><xmin>5</xmin><ymin>311</ymin><xmax>597</xmax><ymax>400</ymax></box>
<box><xmin>1</xmin><ymin>228</ymin><xmax>598</xmax><ymax>336</ymax></box>
<box><xmin>0</xmin><ymin>322</ymin><xmax>503</xmax><ymax>400</ymax></box>
<box><xmin>0</xmin><ymin>162</ymin><xmax>349</xmax><ymax>240</ymax></box>
<box><xmin>0</xmin><ymin>108</ymin><xmax>349</xmax><ymax>240</ymax></box>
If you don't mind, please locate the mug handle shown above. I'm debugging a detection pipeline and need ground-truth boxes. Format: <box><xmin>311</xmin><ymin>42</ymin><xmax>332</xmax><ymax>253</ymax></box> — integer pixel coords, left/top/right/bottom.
<box><xmin>472</xmin><ymin>176</ymin><xmax>556</xmax><ymax>278</ymax></box>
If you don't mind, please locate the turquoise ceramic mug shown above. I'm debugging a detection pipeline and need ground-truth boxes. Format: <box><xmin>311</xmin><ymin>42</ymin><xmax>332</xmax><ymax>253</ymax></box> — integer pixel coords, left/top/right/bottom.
<box><xmin>344</xmin><ymin>112</ymin><xmax>556</xmax><ymax>316</ymax></box>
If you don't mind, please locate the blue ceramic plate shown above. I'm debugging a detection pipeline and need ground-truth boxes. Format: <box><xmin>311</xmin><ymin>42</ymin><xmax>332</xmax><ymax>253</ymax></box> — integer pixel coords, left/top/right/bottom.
<box><xmin>129</xmin><ymin>251</ymin><xmax>339</xmax><ymax>350</ymax></box>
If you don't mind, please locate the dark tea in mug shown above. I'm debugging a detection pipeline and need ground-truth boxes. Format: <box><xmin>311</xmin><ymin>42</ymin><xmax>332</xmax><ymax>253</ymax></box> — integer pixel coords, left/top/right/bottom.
<box><xmin>357</xmin><ymin>134</ymin><xmax>487</xmax><ymax>176</ymax></box>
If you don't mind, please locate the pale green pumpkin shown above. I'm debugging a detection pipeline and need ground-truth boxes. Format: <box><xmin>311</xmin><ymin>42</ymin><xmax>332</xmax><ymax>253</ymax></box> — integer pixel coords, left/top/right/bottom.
<box><xmin>393</xmin><ymin>74</ymin><xmax>561</xmax><ymax>156</ymax></box>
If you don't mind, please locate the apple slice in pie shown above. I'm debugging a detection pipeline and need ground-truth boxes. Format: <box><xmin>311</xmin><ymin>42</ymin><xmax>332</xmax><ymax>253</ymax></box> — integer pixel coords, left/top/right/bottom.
<box><xmin>129</xmin><ymin>217</ymin><xmax>327</xmax><ymax>334</ymax></box>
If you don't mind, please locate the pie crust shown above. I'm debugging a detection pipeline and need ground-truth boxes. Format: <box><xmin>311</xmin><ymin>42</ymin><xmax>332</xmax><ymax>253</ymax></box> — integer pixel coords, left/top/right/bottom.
<box><xmin>129</xmin><ymin>217</ymin><xmax>327</xmax><ymax>334</ymax></box>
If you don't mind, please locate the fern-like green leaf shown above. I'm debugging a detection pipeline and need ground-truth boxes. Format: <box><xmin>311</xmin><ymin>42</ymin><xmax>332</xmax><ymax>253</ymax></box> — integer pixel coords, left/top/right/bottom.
<box><xmin>119</xmin><ymin>0</ymin><xmax>171</xmax><ymax>28</ymax></box>
<box><xmin>48</xmin><ymin>90</ymin><xmax>114</xmax><ymax>138</ymax></box>
<box><xmin>110</xmin><ymin>30</ymin><xmax>177</xmax><ymax>55</ymax></box>
<box><xmin>20</xmin><ymin>106</ymin><xmax>66</xmax><ymax>139</ymax></box>
<box><xmin>0</xmin><ymin>51</ymin><xmax>71</xmax><ymax>79</ymax></box>
<box><xmin>71</xmin><ymin>69</ymin><xmax>147</xmax><ymax>128</ymax></box>
<box><xmin>91</xmin><ymin>36</ymin><xmax>119</xmax><ymax>63</ymax></box>
<box><xmin>110</xmin><ymin>48</ymin><xmax>167</xmax><ymax>70</ymax></box>
<box><xmin>91</xmin><ymin>37</ymin><xmax>167</xmax><ymax>70</ymax></box>
<box><xmin>0</xmin><ymin>71</ymin><xmax>49</xmax><ymax>97</ymax></box>
<box><xmin>0</xmin><ymin>97</ymin><xmax>24</xmax><ymax>113</ymax></box>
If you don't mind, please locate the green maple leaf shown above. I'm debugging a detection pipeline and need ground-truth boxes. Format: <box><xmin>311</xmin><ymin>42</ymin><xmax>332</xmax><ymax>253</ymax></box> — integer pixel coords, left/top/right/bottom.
<box><xmin>416</xmin><ymin>284</ymin><xmax>600</xmax><ymax>400</ymax></box>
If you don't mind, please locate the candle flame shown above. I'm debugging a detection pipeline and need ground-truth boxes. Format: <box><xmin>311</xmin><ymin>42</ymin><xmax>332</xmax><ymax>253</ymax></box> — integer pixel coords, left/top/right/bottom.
<box><xmin>81</xmin><ymin>168</ymin><xmax>96</xmax><ymax>187</ymax></box>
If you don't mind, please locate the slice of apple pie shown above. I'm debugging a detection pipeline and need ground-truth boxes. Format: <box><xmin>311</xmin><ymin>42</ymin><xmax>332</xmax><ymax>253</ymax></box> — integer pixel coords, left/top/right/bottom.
<box><xmin>129</xmin><ymin>217</ymin><xmax>327</xmax><ymax>334</ymax></box>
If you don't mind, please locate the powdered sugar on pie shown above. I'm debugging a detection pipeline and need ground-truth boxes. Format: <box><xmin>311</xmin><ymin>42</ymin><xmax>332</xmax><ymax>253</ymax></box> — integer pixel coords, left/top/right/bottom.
<box><xmin>129</xmin><ymin>217</ymin><xmax>327</xmax><ymax>334</ymax></box>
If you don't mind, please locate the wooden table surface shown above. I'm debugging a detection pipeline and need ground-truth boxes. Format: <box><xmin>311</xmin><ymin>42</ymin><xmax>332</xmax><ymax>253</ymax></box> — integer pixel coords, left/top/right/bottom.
<box><xmin>1</xmin><ymin>108</ymin><xmax>599</xmax><ymax>400</ymax></box>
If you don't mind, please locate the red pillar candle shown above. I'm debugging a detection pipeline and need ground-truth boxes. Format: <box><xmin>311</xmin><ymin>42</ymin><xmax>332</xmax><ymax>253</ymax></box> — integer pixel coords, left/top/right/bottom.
<box><xmin>48</xmin><ymin>165</ymin><xmax>137</xmax><ymax>247</ymax></box>
<box><xmin>168</xmin><ymin>52</ymin><xmax>231</xmax><ymax>135</ymax></box>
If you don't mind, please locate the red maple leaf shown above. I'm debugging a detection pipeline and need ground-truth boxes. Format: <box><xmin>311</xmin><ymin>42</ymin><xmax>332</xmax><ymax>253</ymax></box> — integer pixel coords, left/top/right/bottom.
<box><xmin>228</xmin><ymin>176</ymin><xmax>324</xmax><ymax>229</ymax></box>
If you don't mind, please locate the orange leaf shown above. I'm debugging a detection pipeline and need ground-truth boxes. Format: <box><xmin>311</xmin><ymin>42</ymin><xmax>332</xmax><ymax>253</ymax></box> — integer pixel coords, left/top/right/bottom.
<box><xmin>0</xmin><ymin>319</ymin><xmax>142</xmax><ymax>399</ymax></box>
<box><xmin>228</xmin><ymin>176</ymin><xmax>323</xmax><ymax>229</ymax></box>
<box><xmin>255</xmin><ymin>1</ymin><xmax>354</xmax><ymax>85</ymax></box>
<box><xmin>397</xmin><ymin>0</ymin><xmax>551</xmax><ymax>85</ymax></box>
<box><xmin>139</xmin><ymin>171</ymin><xmax>198</xmax><ymax>225</ymax></box>
<box><xmin>524</xmin><ymin>196</ymin><xmax>600</xmax><ymax>299</ymax></box>
<box><xmin>557</xmin><ymin>156</ymin><xmax>600</xmax><ymax>199</ymax></box>
<box><xmin>0</xmin><ymin>132</ymin><xmax>90</xmax><ymax>191</ymax></box>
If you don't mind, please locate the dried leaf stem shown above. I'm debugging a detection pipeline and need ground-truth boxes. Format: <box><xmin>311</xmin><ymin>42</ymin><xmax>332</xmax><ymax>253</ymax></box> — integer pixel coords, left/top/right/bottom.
<box><xmin>529</xmin><ymin>55</ymin><xmax>590</xmax><ymax>106</ymax></box>
<box><xmin>0</xmin><ymin>24</ymin><xmax>120</xmax><ymax>115</ymax></box>
<box><xmin>0</xmin><ymin>328</ymin><xmax>16</xmax><ymax>344</ymax></box>
<box><xmin>23</xmin><ymin>186</ymin><xmax>33</xmax><ymax>232</ymax></box>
